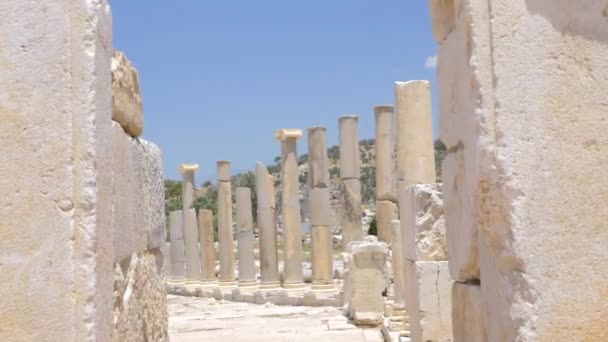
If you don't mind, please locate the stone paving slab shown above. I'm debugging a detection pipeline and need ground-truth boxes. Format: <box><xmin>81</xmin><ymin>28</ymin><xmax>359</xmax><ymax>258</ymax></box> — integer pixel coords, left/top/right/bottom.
<box><xmin>168</xmin><ymin>295</ymin><xmax>383</xmax><ymax>342</ymax></box>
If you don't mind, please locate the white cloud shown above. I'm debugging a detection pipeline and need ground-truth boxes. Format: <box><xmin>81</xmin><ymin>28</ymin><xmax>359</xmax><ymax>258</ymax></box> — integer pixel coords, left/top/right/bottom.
<box><xmin>424</xmin><ymin>55</ymin><xmax>437</xmax><ymax>69</ymax></box>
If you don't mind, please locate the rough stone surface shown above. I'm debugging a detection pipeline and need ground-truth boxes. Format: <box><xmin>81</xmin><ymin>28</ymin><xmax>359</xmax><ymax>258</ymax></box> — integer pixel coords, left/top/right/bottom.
<box><xmin>399</xmin><ymin>183</ymin><xmax>447</xmax><ymax>262</ymax></box>
<box><xmin>452</xmin><ymin>282</ymin><xmax>485</xmax><ymax>342</ymax></box>
<box><xmin>140</xmin><ymin>140</ymin><xmax>166</xmax><ymax>250</ymax></box>
<box><xmin>114</xmin><ymin>250</ymin><xmax>168</xmax><ymax>341</ymax></box>
<box><xmin>341</xmin><ymin>179</ymin><xmax>363</xmax><ymax>245</ymax></box>
<box><xmin>428</xmin><ymin>0</ymin><xmax>456</xmax><ymax>43</ymax></box>
<box><xmin>111</xmin><ymin>50</ymin><xmax>143</xmax><ymax>137</ymax></box>
<box><xmin>0</xmin><ymin>2</ymin><xmax>114</xmax><ymax>340</ymax></box>
<box><xmin>404</xmin><ymin>261</ymin><xmax>452</xmax><ymax>342</ymax></box>
<box><xmin>437</xmin><ymin>1</ymin><xmax>608</xmax><ymax>340</ymax></box>
<box><xmin>344</xmin><ymin>242</ymin><xmax>389</xmax><ymax>327</ymax></box>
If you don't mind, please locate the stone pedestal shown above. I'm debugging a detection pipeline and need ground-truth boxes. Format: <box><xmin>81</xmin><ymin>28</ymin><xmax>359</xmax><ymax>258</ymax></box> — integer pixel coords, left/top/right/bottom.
<box><xmin>343</xmin><ymin>242</ymin><xmax>389</xmax><ymax>327</ymax></box>
<box><xmin>168</xmin><ymin>210</ymin><xmax>186</xmax><ymax>283</ymax></box>
<box><xmin>255</xmin><ymin>163</ymin><xmax>281</xmax><ymax>290</ymax></box>
<box><xmin>183</xmin><ymin>208</ymin><xmax>201</xmax><ymax>284</ymax></box>
<box><xmin>198</xmin><ymin>209</ymin><xmax>216</xmax><ymax>286</ymax></box>
<box><xmin>235</xmin><ymin>187</ymin><xmax>257</xmax><ymax>288</ymax></box>
<box><xmin>275</xmin><ymin>129</ymin><xmax>306</xmax><ymax>290</ymax></box>
<box><xmin>394</xmin><ymin>81</ymin><xmax>436</xmax><ymax>186</ymax></box>
<box><xmin>217</xmin><ymin>161</ymin><xmax>237</xmax><ymax>287</ymax></box>
<box><xmin>339</xmin><ymin>115</ymin><xmax>363</xmax><ymax>246</ymax></box>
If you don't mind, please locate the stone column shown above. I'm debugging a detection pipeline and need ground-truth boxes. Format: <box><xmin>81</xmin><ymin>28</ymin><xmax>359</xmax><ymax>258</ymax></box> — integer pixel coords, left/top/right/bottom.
<box><xmin>235</xmin><ymin>187</ymin><xmax>257</xmax><ymax>288</ymax></box>
<box><xmin>198</xmin><ymin>209</ymin><xmax>216</xmax><ymax>286</ymax></box>
<box><xmin>179</xmin><ymin>164</ymin><xmax>198</xmax><ymax>211</ymax></box>
<box><xmin>394</xmin><ymin>81</ymin><xmax>436</xmax><ymax>187</ymax></box>
<box><xmin>374</xmin><ymin>106</ymin><xmax>397</xmax><ymax>243</ymax></box>
<box><xmin>179</xmin><ymin>164</ymin><xmax>201</xmax><ymax>284</ymax></box>
<box><xmin>183</xmin><ymin>208</ymin><xmax>201</xmax><ymax>284</ymax></box>
<box><xmin>255</xmin><ymin>163</ymin><xmax>281</xmax><ymax>289</ymax></box>
<box><xmin>217</xmin><ymin>161</ymin><xmax>237</xmax><ymax>287</ymax></box>
<box><xmin>389</xmin><ymin>219</ymin><xmax>410</xmax><ymax>336</ymax></box>
<box><xmin>307</xmin><ymin>127</ymin><xmax>335</xmax><ymax>292</ymax></box>
<box><xmin>339</xmin><ymin>115</ymin><xmax>363</xmax><ymax>246</ymax></box>
<box><xmin>168</xmin><ymin>210</ymin><xmax>186</xmax><ymax>283</ymax></box>
<box><xmin>274</xmin><ymin>129</ymin><xmax>306</xmax><ymax>290</ymax></box>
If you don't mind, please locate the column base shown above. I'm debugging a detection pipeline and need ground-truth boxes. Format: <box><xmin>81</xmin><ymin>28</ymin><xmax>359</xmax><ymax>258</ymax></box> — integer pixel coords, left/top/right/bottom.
<box><xmin>218</xmin><ymin>280</ymin><xmax>238</xmax><ymax>288</ymax></box>
<box><xmin>310</xmin><ymin>282</ymin><xmax>337</xmax><ymax>293</ymax></box>
<box><xmin>238</xmin><ymin>280</ymin><xmax>258</xmax><ymax>289</ymax></box>
<box><xmin>282</xmin><ymin>282</ymin><xmax>307</xmax><ymax>291</ymax></box>
<box><xmin>259</xmin><ymin>282</ymin><xmax>282</xmax><ymax>290</ymax></box>
<box><xmin>200</xmin><ymin>280</ymin><xmax>218</xmax><ymax>287</ymax></box>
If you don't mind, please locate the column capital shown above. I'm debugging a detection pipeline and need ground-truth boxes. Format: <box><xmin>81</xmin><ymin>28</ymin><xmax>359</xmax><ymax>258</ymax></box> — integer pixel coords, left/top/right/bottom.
<box><xmin>178</xmin><ymin>163</ymin><xmax>199</xmax><ymax>174</ymax></box>
<box><xmin>274</xmin><ymin>128</ymin><xmax>302</xmax><ymax>141</ymax></box>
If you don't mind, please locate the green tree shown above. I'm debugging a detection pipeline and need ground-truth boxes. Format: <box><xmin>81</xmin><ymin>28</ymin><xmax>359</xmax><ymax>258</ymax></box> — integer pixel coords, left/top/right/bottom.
<box><xmin>368</xmin><ymin>215</ymin><xmax>377</xmax><ymax>236</ymax></box>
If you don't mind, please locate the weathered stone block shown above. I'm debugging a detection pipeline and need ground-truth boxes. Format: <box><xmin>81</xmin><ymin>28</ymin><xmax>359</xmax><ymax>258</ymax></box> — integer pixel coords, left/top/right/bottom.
<box><xmin>374</xmin><ymin>106</ymin><xmax>397</xmax><ymax>202</ymax></box>
<box><xmin>399</xmin><ymin>183</ymin><xmax>447</xmax><ymax>263</ymax></box>
<box><xmin>376</xmin><ymin>200</ymin><xmax>397</xmax><ymax>243</ymax></box>
<box><xmin>452</xmin><ymin>282</ymin><xmax>485</xmax><ymax>342</ymax></box>
<box><xmin>404</xmin><ymin>261</ymin><xmax>452</xmax><ymax>342</ymax></box>
<box><xmin>307</xmin><ymin>127</ymin><xmax>330</xmax><ymax>188</ymax></box>
<box><xmin>168</xmin><ymin>210</ymin><xmax>186</xmax><ymax>280</ymax></box>
<box><xmin>309</xmin><ymin>187</ymin><xmax>331</xmax><ymax>226</ymax></box>
<box><xmin>112</xmin><ymin>51</ymin><xmax>143</xmax><ymax>137</ymax></box>
<box><xmin>0</xmin><ymin>2</ymin><xmax>114</xmax><ymax>339</ymax></box>
<box><xmin>341</xmin><ymin>178</ymin><xmax>363</xmax><ymax>245</ymax></box>
<box><xmin>338</xmin><ymin>115</ymin><xmax>361</xmax><ymax>179</ymax></box>
<box><xmin>429</xmin><ymin>0</ymin><xmax>456</xmax><ymax>43</ymax></box>
<box><xmin>113</xmin><ymin>250</ymin><xmax>168</xmax><ymax>341</ymax></box>
<box><xmin>140</xmin><ymin>140</ymin><xmax>166</xmax><ymax>250</ymax></box>
<box><xmin>344</xmin><ymin>242</ymin><xmax>389</xmax><ymax>326</ymax></box>
<box><xmin>217</xmin><ymin>160</ymin><xmax>231</xmax><ymax>182</ymax></box>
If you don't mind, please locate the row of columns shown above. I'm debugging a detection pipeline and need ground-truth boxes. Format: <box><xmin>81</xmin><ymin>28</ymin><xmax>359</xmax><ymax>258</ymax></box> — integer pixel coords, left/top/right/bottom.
<box><xmin>168</xmin><ymin>81</ymin><xmax>435</xmax><ymax>295</ymax></box>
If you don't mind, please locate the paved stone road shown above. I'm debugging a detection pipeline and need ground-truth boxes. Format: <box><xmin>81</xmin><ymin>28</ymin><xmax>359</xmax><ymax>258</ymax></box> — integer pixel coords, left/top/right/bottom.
<box><xmin>168</xmin><ymin>295</ymin><xmax>385</xmax><ymax>342</ymax></box>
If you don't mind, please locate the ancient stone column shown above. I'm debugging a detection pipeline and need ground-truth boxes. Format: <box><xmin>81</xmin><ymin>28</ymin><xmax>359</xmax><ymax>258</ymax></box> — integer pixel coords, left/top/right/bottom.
<box><xmin>307</xmin><ymin>127</ymin><xmax>335</xmax><ymax>292</ymax></box>
<box><xmin>374</xmin><ymin>106</ymin><xmax>397</xmax><ymax>243</ymax></box>
<box><xmin>274</xmin><ymin>129</ymin><xmax>306</xmax><ymax>290</ymax></box>
<box><xmin>198</xmin><ymin>209</ymin><xmax>216</xmax><ymax>286</ymax></box>
<box><xmin>179</xmin><ymin>164</ymin><xmax>199</xmax><ymax>211</ymax></box>
<box><xmin>255</xmin><ymin>163</ymin><xmax>281</xmax><ymax>289</ymax></box>
<box><xmin>183</xmin><ymin>208</ymin><xmax>202</xmax><ymax>284</ymax></box>
<box><xmin>339</xmin><ymin>115</ymin><xmax>363</xmax><ymax>245</ymax></box>
<box><xmin>178</xmin><ymin>164</ymin><xmax>201</xmax><ymax>284</ymax></box>
<box><xmin>235</xmin><ymin>187</ymin><xmax>257</xmax><ymax>288</ymax></box>
<box><xmin>168</xmin><ymin>210</ymin><xmax>186</xmax><ymax>283</ymax></box>
<box><xmin>217</xmin><ymin>161</ymin><xmax>237</xmax><ymax>287</ymax></box>
<box><xmin>394</xmin><ymin>81</ymin><xmax>436</xmax><ymax>187</ymax></box>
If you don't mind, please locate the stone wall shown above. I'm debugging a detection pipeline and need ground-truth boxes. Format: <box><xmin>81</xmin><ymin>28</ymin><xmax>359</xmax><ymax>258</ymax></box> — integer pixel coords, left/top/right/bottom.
<box><xmin>0</xmin><ymin>1</ymin><xmax>167</xmax><ymax>340</ymax></box>
<box><xmin>432</xmin><ymin>0</ymin><xmax>608</xmax><ymax>340</ymax></box>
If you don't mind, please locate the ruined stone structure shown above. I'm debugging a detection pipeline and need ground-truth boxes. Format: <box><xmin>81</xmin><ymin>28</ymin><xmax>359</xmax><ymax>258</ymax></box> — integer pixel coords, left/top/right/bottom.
<box><xmin>256</xmin><ymin>163</ymin><xmax>282</xmax><ymax>289</ymax></box>
<box><xmin>432</xmin><ymin>0</ymin><xmax>608</xmax><ymax>341</ymax></box>
<box><xmin>0</xmin><ymin>1</ymin><xmax>168</xmax><ymax>340</ymax></box>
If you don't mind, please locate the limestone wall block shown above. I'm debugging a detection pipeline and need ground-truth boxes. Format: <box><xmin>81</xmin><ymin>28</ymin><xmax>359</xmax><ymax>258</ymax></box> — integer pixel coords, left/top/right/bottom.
<box><xmin>405</xmin><ymin>261</ymin><xmax>452</xmax><ymax>342</ymax></box>
<box><xmin>399</xmin><ymin>183</ymin><xmax>447</xmax><ymax>263</ymax></box>
<box><xmin>309</xmin><ymin>187</ymin><xmax>331</xmax><ymax>226</ymax></box>
<box><xmin>113</xmin><ymin>122</ymin><xmax>146</xmax><ymax>263</ymax></box>
<box><xmin>0</xmin><ymin>1</ymin><xmax>114</xmax><ymax>339</ymax></box>
<box><xmin>111</xmin><ymin>51</ymin><xmax>143</xmax><ymax>137</ymax></box>
<box><xmin>140</xmin><ymin>140</ymin><xmax>166</xmax><ymax>250</ymax></box>
<box><xmin>307</xmin><ymin>127</ymin><xmax>330</xmax><ymax>188</ymax></box>
<box><xmin>338</xmin><ymin>115</ymin><xmax>361</xmax><ymax>179</ymax></box>
<box><xmin>113</xmin><ymin>250</ymin><xmax>168</xmax><ymax>341</ymax></box>
<box><xmin>452</xmin><ymin>282</ymin><xmax>486</xmax><ymax>342</ymax></box>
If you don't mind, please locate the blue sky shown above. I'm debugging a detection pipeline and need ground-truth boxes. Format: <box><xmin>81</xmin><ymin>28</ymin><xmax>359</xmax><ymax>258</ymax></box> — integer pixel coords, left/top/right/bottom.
<box><xmin>110</xmin><ymin>1</ymin><xmax>438</xmax><ymax>182</ymax></box>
